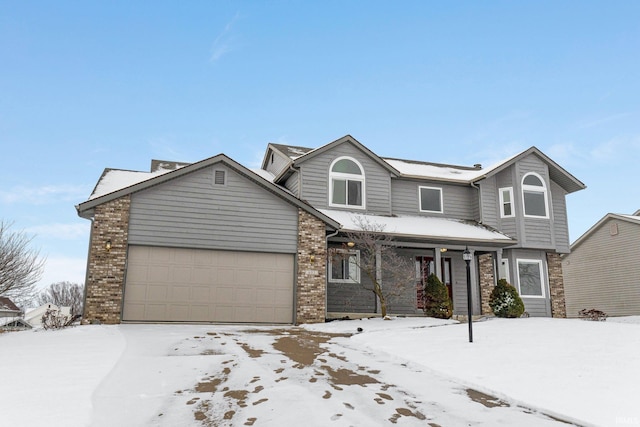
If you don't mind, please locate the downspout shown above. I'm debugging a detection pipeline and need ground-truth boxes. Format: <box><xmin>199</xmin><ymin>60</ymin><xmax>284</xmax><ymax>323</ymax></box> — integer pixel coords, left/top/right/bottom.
<box><xmin>80</xmin><ymin>214</ymin><xmax>94</xmax><ymax>321</ymax></box>
<box><xmin>470</xmin><ymin>180</ymin><xmax>483</xmax><ymax>224</ymax></box>
<box><xmin>324</xmin><ymin>228</ymin><xmax>341</xmax><ymax>318</ymax></box>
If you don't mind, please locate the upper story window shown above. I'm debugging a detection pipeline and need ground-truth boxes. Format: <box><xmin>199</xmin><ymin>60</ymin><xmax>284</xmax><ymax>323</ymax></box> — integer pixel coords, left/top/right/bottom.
<box><xmin>499</xmin><ymin>187</ymin><xmax>515</xmax><ymax>218</ymax></box>
<box><xmin>522</xmin><ymin>173</ymin><xmax>548</xmax><ymax>218</ymax></box>
<box><xmin>329</xmin><ymin>157</ymin><xmax>365</xmax><ymax>209</ymax></box>
<box><xmin>419</xmin><ymin>186</ymin><xmax>443</xmax><ymax>213</ymax></box>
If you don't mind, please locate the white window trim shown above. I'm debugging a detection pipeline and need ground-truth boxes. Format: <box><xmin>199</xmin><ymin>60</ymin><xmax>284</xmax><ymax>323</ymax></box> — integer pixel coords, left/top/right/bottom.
<box><xmin>418</xmin><ymin>186</ymin><xmax>444</xmax><ymax>214</ymax></box>
<box><xmin>516</xmin><ymin>258</ymin><xmax>546</xmax><ymax>298</ymax></box>
<box><xmin>521</xmin><ymin>172</ymin><xmax>549</xmax><ymax>219</ymax></box>
<box><xmin>499</xmin><ymin>187</ymin><xmax>515</xmax><ymax>218</ymax></box>
<box><xmin>328</xmin><ymin>156</ymin><xmax>366</xmax><ymax>209</ymax></box>
<box><xmin>329</xmin><ymin>249</ymin><xmax>360</xmax><ymax>283</ymax></box>
<box><xmin>213</xmin><ymin>169</ymin><xmax>227</xmax><ymax>186</ymax></box>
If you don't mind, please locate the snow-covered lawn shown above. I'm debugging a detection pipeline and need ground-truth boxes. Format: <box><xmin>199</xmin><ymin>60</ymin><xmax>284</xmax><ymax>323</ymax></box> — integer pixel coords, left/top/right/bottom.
<box><xmin>1</xmin><ymin>316</ymin><xmax>638</xmax><ymax>426</ymax></box>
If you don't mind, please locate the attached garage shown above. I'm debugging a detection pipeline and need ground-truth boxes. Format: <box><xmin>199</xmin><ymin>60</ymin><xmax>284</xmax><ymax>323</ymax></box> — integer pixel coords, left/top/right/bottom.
<box><xmin>123</xmin><ymin>246</ymin><xmax>295</xmax><ymax>323</ymax></box>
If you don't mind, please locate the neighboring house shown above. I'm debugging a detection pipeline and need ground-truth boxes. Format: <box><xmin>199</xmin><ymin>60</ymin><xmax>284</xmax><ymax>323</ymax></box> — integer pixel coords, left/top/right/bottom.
<box><xmin>76</xmin><ymin>135</ymin><xmax>585</xmax><ymax>325</ymax></box>
<box><xmin>563</xmin><ymin>211</ymin><xmax>640</xmax><ymax>317</ymax></box>
<box><xmin>0</xmin><ymin>317</ymin><xmax>32</xmax><ymax>330</ymax></box>
<box><xmin>25</xmin><ymin>304</ymin><xmax>72</xmax><ymax>327</ymax></box>
<box><xmin>0</xmin><ymin>297</ymin><xmax>28</xmax><ymax>330</ymax></box>
<box><xmin>0</xmin><ymin>297</ymin><xmax>22</xmax><ymax>318</ymax></box>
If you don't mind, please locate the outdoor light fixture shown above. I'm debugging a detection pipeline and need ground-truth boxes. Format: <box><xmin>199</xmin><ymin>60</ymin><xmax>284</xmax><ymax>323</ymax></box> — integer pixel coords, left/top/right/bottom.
<box><xmin>440</xmin><ymin>248</ymin><xmax>447</xmax><ymax>253</ymax></box>
<box><xmin>463</xmin><ymin>247</ymin><xmax>473</xmax><ymax>343</ymax></box>
<box><xmin>347</xmin><ymin>241</ymin><xmax>355</xmax><ymax>248</ymax></box>
<box><xmin>105</xmin><ymin>240</ymin><xmax>112</xmax><ymax>252</ymax></box>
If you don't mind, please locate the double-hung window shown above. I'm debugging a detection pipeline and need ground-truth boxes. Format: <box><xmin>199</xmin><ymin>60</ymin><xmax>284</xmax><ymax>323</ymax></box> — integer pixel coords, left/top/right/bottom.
<box><xmin>329</xmin><ymin>157</ymin><xmax>365</xmax><ymax>208</ymax></box>
<box><xmin>329</xmin><ymin>249</ymin><xmax>360</xmax><ymax>283</ymax></box>
<box><xmin>419</xmin><ymin>186</ymin><xmax>443</xmax><ymax>213</ymax></box>
<box><xmin>522</xmin><ymin>173</ymin><xmax>549</xmax><ymax>218</ymax></box>
<box><xmin>516</xmin><ymin>259</ymin><xmax>545</xmax><ymax>297</ymax></box>
<box><xmin>499</xmin><ymin>187</ymin><xmax>515</xmax><ymax>218</ymax></box>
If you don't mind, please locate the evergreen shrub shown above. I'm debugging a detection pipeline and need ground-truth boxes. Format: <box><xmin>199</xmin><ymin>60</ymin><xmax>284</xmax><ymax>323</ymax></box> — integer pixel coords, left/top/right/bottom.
<box><xmin>489</xmin><ymin>279</ymin><xmax>525</xmax><ymax>318</ymax></box>
<box><xmin>422</xmin><ymin>273</ymin><xmax>453</xmax><ymax>319</ymax></box>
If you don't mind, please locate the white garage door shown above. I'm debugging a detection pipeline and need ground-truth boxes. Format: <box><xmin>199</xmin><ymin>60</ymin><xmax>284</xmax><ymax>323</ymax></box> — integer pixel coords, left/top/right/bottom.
<box><xmin>123</xmin><ymin>246</ymin><xmax>295</xmax><ymax>323</ymax></box>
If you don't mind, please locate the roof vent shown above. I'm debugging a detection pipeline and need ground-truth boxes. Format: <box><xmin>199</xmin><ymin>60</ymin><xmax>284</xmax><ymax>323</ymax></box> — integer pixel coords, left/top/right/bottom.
<box><xmin>213</xmin><ymin>170</ymin><xmax>226</xmax><ymax>185</ymax></box>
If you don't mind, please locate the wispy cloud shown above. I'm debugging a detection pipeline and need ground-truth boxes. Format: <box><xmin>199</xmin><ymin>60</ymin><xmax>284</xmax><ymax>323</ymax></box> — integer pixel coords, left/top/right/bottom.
<box><xmin>0</xmin><ymin>184</ymin><xmax>90</xmax><ymax>205</ymax></box>
<box><xmin>210</xmin><ymin>12</ymin><xmax>240</xmax><ymax>62</ymax></box>
<box><xmin>577</xmin><ymin>112</ymin><xmax>635</xmax><ymax>130</ymax></box>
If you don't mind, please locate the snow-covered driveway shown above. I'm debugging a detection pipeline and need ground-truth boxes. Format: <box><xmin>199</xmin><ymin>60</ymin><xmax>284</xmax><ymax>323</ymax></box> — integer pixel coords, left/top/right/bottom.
<box><xmin>4</xmin><ymin>316</ymin><xmax>639</xmax><ymax>426</ymax></box>
<box><xmin>88</xmin><ymin>324</ymin><xmax>572</xmax><ymax>426</ymax></box>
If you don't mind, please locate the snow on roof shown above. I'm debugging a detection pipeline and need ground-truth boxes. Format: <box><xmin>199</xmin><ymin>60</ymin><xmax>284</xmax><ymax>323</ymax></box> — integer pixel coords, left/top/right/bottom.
<box><xmin>383</xmin><ymin>150</ymin><xmax>522</xmax><ymax>182</ymax></box>
<box><xmin>89</xmin><ymin>169</ymin><xmax>172</xmax><ymax>200</ymax></box>
<box><xmin>251</xmin><ymin>168</ymin><xmax>276</xmax><ymax>182</ymax></box>
<box><xmin>383</xmin><ymin>159</ymin><xmax>483</xmax><ymax>182</ymax></box>
<box><xmin>616</xmin><ymin>214</ymin><xmax>640</xmax><ymax>223</ymax></box>
<box><xmin>319</xmin><ymin>209</ymin><xmax>514</xmax><ymax>242</ymax></box>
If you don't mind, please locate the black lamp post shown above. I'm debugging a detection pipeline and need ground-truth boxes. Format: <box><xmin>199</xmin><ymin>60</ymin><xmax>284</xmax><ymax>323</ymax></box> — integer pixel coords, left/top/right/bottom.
<box><xmin>463</xmin><ymin>247</ymin><xmax>473</xmax><ymax>343</ymax></box>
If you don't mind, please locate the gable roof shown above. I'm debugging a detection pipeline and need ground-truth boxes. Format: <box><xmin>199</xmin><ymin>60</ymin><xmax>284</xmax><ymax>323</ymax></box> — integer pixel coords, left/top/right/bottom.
<box><xmin>76</xmin><ymin>154</ymin><xmax>341</xmax><ymax>230</ymax></box>
<box><xmin>0</xmin><ymin>297</ymin><xmax>21</xmax><ymax>315</ymax></box>
<box><xmin>272</xmin><ymin>135</ymin><xmax>402</xmax><ymax>183</ymax></box>
<box><xmin>266</xmin><ymin>138</ymin><xmax>585</xmax><ymax>194</ymax></box>
<box><xmin>570</xmin><ymin>213</ymin><xmax>640</xmax><ymax>251</ymax></box>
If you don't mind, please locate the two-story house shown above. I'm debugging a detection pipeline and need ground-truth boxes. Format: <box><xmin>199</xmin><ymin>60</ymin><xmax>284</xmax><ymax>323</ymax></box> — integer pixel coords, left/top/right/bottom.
<box><xmin>76</xmin><ymin>135</ymin><xmax>585</xmax><ymax>324</ymax></box>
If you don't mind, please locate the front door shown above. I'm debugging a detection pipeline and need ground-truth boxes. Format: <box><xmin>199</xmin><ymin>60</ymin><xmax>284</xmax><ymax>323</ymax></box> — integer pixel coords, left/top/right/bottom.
<box><xmin>416</xmin><ymin>256</ymin><xmax>452</xmax><ymax>309</ymax></box>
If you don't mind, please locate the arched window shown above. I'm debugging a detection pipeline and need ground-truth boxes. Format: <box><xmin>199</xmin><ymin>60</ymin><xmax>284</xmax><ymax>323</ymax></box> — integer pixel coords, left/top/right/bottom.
<box><xmin>522</xmin><ymin>173</ymin><xmax>548</xmax><ymax>218</ymax></box>
<box><xmin>329</xmin><ymin>157</ymin><xmax>365</xmax><ymax>208</ymax></box>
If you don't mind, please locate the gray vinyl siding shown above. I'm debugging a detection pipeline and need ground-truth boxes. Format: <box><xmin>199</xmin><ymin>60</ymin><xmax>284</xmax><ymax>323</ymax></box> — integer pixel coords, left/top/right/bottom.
<box><xmin>391</xmin><ymin>179</ymin><xmax>476</xmax><ymax>218</ymax></box>
<box><xmin>452</xmin><ymin>257</ymin><xmax>469</xmax><ymax>316</ymax></box>
<box><xmin>507</xmin><ymin>249</ymin><xmax>551</xmax><ymax>317</ymax></box>
<box><xmin>265</xmin><ymin>150</ymin><xmax>291</xmax><ymax>177</ymax></box>
<box><xmin>516</xmin><ymin>155</ymin><xmax>554</xmax><ymax>249</ymax></box>
<box><xmin>479</xmin><ymin>176</ymin><xmax>499</xmax><ymax>228</ymax></box>
<box><xmin>551</xmin><ymin>181</ymin><xmax>570</xmax><ymax>252</ymax></box>
<box><xmin>284</xmin><ymin>172</ymin><xmax>300</xmax><ymax>197</ymax></box>
<box><xmin>327</xmin><ymin>281</ymin><xmax>377</xmax><ymax>313</ymax></box>
<box><xmin>128</xmin><ymin>164</ymin><xmax>299</xmax><ymax>253</ymax></box>
<box><xmin>564</xmin><ymin>218</ymin><xmax>640</xmax><ymax>317</ymax></box>
<box><xmin>299</xmin><ymin>143</ymin><xmax>392</xmax><ymax>214</ymax></box>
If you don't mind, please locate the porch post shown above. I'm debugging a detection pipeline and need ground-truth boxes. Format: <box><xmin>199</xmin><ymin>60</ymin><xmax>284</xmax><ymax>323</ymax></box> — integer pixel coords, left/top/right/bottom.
<box><xmin>469</xmin><ymin>249</ymin><xmax>480</xmax><ymax>315</ymax></box>
<box><xmin>495</xmin><ymin>249</ymin><xmax>503</xmax><ymax>281</ymax></box>
<box><xmin>434</xmin><ymin>248</ymin><xmax>442</xmax><ymax>281</ymax></box>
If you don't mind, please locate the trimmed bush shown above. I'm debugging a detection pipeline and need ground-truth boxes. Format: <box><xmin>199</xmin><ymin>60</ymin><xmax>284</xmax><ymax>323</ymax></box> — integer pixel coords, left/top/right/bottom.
<box><xmin>423</xmin><ymin>273</ymin><xmax>452</xmax><ymax>319</ymax></box>
<box><xmin>489</xmin><ymin>279</ymin><xmax>525</xmax><ymax>318</ymax></box>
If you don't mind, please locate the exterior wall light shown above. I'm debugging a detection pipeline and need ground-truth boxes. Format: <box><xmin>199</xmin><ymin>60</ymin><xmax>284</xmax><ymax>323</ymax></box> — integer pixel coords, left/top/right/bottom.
<box><xmin>105</xmin><ymin>240</ymin><xmax>112</xmax><ymax>252</ymax></box>
<box><xmin>347</xmin><ymin>241</ymin><xmax>355</xmax><ymax>248</ymax></box>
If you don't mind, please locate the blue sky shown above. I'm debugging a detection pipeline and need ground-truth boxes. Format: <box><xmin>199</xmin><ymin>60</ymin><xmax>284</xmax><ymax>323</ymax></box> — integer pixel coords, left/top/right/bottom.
<box><xmin>1</xmin><ymin>1</ymin><xmax>639</xmax><ymax>289</ymax></box>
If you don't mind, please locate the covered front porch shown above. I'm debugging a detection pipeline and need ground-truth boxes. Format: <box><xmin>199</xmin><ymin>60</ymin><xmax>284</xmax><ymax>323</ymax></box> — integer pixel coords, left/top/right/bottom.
<box><xmin>320</xmin><ymin>209</ymin><xmax>517</xmax><ymax>320</ymax></box>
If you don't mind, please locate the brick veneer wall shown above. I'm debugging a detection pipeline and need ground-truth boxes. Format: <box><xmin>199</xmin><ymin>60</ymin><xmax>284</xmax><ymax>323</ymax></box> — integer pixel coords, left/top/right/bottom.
<box><xmin>478</xmin><ymin>253</ymin><xmax>495</xmax><ymax>315</ymax></box>
<box><xmin>547</xmin><ymin>252</ymin><xmax>567</xmax><ymax>318</ymax></box>
<box><xmin>296</xmin><ymin>209</ymin><xmax>327</xmax><ymax>324</ymax></box>
<box><xmin>83</xmin><ymin>196</ymin><xmax>130</xmax><ymax>324</ymax></box>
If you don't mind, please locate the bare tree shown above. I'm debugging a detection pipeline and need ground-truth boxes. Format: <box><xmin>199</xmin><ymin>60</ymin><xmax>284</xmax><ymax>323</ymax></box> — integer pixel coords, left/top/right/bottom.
<box><xmin>331</xmin><ymin>216</ymin><xmax>416</xmax><ymax>318</ymax></box>
<box><xmin>35</xmin><ymin>281</ymin><xmax>84</xmax><ymax>316</ymax></box>
<box><xmin>0</xmin><ymin>221</ymin><xmax>45</xmax><ymax>305</ymax></box>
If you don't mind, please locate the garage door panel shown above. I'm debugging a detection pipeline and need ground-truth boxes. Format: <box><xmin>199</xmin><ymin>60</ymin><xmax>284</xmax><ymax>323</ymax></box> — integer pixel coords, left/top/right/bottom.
<box><xmin>191</xmin><ymin>286</ymin><xmax>211</xmax><ymax>301</ymax></box>
<box><xmin>124</xmin><ymin>246</ymin><xmax>295</xmax><ymax>323</ymax></box>
<box><xmin>149</xmin><ymin>266</ymin><xmax>171</xmax><ymax>283</ymax></box>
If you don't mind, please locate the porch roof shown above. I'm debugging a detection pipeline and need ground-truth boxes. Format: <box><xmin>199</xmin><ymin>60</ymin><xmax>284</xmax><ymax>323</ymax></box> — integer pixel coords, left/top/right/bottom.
<box><xmin>320</xmin><ymin>209</ymin><xmax>517</xmax><ymax>246</ymax></box>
